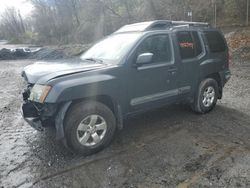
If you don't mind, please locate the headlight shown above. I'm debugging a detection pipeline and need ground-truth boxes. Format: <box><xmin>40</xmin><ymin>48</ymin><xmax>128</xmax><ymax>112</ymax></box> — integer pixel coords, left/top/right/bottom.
<box><xmin>29</xmin><ymin>85</ymin><xmax>51</xmax><ymax>103</ymax></box>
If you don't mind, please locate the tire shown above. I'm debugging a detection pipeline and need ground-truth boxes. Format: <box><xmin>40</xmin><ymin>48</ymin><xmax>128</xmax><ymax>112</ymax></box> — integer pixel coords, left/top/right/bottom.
<box><xmin>64</xmin><ymin>101</ymin><xmax>116</xmax><ymax>155</ymax></box>
<box><xmin>191</xmin><ymin>78</ymin><xmax>219</xmax><ymax>114</ymax></box>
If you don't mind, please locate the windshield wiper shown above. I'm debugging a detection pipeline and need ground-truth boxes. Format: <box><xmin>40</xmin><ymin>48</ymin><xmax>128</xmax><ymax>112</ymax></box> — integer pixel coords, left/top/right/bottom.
<box><xmin>84</xmin><ymin>58</ymin><xmax>103</xmax><ymax>63</ymax></box>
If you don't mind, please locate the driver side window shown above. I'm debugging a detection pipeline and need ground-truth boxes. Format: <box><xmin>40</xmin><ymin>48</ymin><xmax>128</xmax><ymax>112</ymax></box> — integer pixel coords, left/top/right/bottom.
<box><xmin>136</xmin><ymin>34</ymin><xmax>172</xmax><ymax>64</ymax></box>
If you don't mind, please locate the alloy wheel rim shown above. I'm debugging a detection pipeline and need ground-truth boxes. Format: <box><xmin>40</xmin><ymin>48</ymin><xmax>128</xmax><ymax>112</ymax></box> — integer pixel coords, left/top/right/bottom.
<box><xmin>202</xmin><ymin>86</ymin><xmax>215</xmax><ymax>107</ymax></box>
<box><xmin>76</xmin><ymin>115</ymin><xmax>107</xmax><ymax>146</ymax></box>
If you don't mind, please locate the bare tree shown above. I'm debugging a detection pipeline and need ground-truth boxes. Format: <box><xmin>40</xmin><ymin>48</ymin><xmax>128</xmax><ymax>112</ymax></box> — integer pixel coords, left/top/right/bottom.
<box><xmin>0</xmin><ymin>0</ymin><xmax>246</xmax><ymax>44</ymax></box>
<box><xmin>0</xmin><ymin>7</ymin><xmax>26</xmax><ymax>40</ymax></box>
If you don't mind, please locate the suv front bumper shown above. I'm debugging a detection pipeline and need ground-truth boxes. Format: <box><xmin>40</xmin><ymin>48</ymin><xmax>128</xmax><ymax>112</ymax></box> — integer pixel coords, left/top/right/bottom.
<box><xmin>21</xmin><ymin>102</ymin><xmax>44</xmax><ymax>131</ymax></box>
<box><xmin>21</xmin><ymin>101</ymin><xmax>58</xmax><ymax>131</ymax></box>
<box><xmin>21</xmin><ymin>100</ymin><xmax>71</xmax><ymax>140</ymax></box>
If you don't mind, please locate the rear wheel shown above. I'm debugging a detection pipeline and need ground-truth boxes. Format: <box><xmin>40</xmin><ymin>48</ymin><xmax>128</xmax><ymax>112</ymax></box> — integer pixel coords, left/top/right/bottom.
<box><xmin>191</xmin><ymin>78</ymin><xmax>219</xmax><ymax>114</ymax></box>
<box><xmin>64</xmin><ymin>101</ymin><xmax>116</xmax><ymax>155</ymax></box>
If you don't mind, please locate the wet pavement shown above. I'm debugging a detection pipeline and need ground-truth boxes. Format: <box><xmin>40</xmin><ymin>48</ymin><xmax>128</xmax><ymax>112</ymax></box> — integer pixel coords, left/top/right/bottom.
<box><xmin>0</xmin><ymin>59</ymin><xmax>250</xmax><ymax>188</ymax></box>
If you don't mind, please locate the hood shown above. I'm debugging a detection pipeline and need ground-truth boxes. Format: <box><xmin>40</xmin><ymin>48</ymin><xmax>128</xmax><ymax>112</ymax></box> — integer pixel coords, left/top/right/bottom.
<box><xmin>22</xmin><ymin>58</ymin><xmax>109</xmax><ymax>84</ymax></box>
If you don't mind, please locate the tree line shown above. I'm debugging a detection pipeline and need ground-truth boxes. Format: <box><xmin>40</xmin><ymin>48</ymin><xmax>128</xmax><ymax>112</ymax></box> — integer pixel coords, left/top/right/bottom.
<box><xmin>0</xmin><ymin>0</ymin><xmax>249</xmax><ymax>44</ymax></box>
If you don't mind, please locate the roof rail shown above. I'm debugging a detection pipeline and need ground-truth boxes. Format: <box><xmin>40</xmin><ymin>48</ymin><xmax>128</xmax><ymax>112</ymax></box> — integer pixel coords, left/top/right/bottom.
<box><xmin>115</xmin><ymin>20</ymin><xmax>210</xmax><ymax>33</ymax></box>
<box><xmin>171</xmin><ymin>21</ymin><xmax>209</xmax><ymax>27</ymax></box>
<box><xmin>145</xmin><ymin>20</ymin><xmax>210</xmax><ymax>30</ymax></box>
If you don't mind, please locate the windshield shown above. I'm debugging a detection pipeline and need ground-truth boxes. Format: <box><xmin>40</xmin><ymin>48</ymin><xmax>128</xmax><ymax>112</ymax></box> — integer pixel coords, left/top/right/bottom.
<box><xmin>81</xmin><ymin>33</ymin><xmax>142</xmax><ymax>63</ymax></box>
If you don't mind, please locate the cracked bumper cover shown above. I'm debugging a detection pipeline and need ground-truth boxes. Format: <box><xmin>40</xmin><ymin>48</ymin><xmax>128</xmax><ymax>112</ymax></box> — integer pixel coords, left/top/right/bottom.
<box><xmin>21</xmin><ymin>101</ymin><xmax>72</xmax><ymax>140</ymax></box>
<box><xmin>21</xmin><ymin>102</ymin><xmax>44</xmax><ymax>131</ymax></box>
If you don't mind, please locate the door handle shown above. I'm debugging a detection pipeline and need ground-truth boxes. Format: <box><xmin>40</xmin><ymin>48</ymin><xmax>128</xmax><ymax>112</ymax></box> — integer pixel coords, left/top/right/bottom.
<box><xmin>168</xmin><ymin>67</ymin><xmax>177</xmax><ymax>75</ymax></box>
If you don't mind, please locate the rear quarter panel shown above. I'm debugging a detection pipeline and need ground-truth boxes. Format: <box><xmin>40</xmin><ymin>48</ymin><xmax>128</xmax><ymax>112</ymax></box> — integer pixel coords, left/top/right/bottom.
<box><xmin>199</xmin><ymin>29</ymin><xmax>229</xmax><ymax>82</ymax></box>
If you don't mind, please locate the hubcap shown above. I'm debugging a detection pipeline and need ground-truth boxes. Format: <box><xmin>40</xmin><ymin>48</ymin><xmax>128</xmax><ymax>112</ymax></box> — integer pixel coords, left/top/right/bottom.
<box><xmin>202</xmin><ymin>86</ymin><xmax>215</xmax><ymax>107</ymax></box>
<box><xmin>76</xmin><ymin>115</ymin><xmax>107</xmax><ymax>146</ymax></box>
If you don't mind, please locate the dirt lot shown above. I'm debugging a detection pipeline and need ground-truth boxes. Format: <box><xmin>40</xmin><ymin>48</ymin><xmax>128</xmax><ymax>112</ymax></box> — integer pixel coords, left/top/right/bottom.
<box><xmin>0</xmin><ymin>57</ymin><xmax>250</xmax><ymax>188</ymax></box>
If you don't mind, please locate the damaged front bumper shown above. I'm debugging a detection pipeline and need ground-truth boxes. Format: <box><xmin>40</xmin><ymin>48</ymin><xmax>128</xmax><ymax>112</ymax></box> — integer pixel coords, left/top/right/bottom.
<box><xmin>21</xmin><ymin>101</ymin><xmax>57</xmax><ymax>131</ymax></box>
<box><xmin>21</xmin><ymin>102</ymin><xmax>44</xmax><ymax>131</ymax></box>
<box><xmin>21</xmin><ymin>100</ymin><xmax>72</xmax><ymax>140</ymax></box>
<box><xmin>21</xmin><ymin>82</ymin><xmax>71</xmax><ymax>139</ymax></box>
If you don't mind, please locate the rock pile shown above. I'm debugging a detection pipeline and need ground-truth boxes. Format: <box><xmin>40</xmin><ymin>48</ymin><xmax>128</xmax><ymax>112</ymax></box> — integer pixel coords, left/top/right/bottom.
<box><xmin>225</xmin><ymin>29</ymin><xmax>250</xmax><ymax>60</ymax></box>
<box><xmin>0</xmin><ymin>47</ymin><xmax>66</xmax><ymax>60</ymax></box>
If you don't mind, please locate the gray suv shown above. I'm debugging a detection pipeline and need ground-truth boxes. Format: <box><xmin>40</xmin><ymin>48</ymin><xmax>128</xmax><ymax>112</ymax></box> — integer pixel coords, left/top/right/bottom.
<box><xmin>21</xmin><ymin>20</ymin><xmax>231</xmax><ymax>155</ymax></box>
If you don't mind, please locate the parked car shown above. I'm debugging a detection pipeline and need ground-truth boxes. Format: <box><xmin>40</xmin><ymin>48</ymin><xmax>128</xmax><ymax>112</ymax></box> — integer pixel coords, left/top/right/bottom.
<box><xmin>21</xmin><ymin>20</ymin><xmax>231</xmax><ymax>155</ymax></box>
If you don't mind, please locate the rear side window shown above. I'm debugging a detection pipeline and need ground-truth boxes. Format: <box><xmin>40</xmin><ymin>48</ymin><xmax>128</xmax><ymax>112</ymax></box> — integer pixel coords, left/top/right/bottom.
<box><xmin>204</xmin><ymin>31</ymin><xmax>226</xmax><ymax>53</ymax></box>
<box><xmin>177</xmin><ymin>31</ymin><xmax>202</xmax><ymax>59</ymax></box>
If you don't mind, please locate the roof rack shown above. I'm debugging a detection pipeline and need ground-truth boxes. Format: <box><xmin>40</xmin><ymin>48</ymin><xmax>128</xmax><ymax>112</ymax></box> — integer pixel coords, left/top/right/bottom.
<box><xmin>115</xmin><ymin>20</ymin><xmax>210</xmax><ymax>33</ymax></box>
<box><xmin>171</xmin><ymin>21</ymin><xmax>209</xmax><ymax>27</ymax></box>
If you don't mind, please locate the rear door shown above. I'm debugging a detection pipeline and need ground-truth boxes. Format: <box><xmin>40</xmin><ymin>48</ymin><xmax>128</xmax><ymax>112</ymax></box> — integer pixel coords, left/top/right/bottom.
<box><xmin>175</xmin><ymin>30</ymin><xmax>204</xmax><ymax>98</ymax></box>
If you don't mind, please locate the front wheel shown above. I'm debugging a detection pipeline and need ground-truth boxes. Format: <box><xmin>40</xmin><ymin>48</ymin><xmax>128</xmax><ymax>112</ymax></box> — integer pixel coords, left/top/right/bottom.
<box><xmin>191</xmin><ymin>78</ymin><xmax>219</xmax><ymax>114</ymax></box>
<box><xmin>64</xmin><ymin>101</ymin><xmax>116</xmax><ymax>155</ymax></box>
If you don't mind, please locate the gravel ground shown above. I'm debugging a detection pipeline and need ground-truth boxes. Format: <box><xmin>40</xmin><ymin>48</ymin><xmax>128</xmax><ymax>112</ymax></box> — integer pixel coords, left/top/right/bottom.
<box><xmin>0</xmin><ymin>58</ymin><xmax>250</xmax><ymax>188</ymax></box>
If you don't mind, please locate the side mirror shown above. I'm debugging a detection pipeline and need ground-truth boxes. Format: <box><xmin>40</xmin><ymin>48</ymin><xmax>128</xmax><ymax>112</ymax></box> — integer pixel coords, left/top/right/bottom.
<box><xmin>136</xmin><ymin>53</ymin><xmax>153</xmax><ymax>66</ymax></box>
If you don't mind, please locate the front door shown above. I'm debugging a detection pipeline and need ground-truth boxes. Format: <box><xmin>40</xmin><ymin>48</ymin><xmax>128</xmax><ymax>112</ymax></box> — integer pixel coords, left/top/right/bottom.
<box><xmin>128</xmin><ymin>33</ymin><xmax>179</xmax><ymax>112</ymax></box>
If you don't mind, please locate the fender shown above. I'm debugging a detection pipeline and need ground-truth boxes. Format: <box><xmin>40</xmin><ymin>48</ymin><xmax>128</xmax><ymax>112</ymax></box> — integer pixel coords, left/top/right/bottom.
<box><xmin>55</xmin><ymin>101</ymin><xmax>72</xmax><ymax>140</ymax></box>
<box><xmin>54</xmin><ymin>99</ymin><xmax>123</xmax><ymax>140</ymax></box>
<box><xmin>45</xmin><ymin>74</ymin><xmax>118</xmax><ymax>103</ymax></box>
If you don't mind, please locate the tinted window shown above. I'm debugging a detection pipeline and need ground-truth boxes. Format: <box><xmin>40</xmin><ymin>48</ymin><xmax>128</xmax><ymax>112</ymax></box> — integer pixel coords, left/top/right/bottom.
<box><xmin>192</xmin><ymin>31</ymin><xmax>202</xmax><ymax>55</ymax></box>
<box><xmin>136</xmin><ymin>35</ymin><xmax>172</xmax><ymax>63</ymax></box>
<box><xmin>177</xmin><ymin>31</ymin><xmax>202</xmax><ymax>59</ymax></box>
<box><xmin>204</xmin><ymin>31</ymin><xmax>226</xmax><ymax>53</ymax></box>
